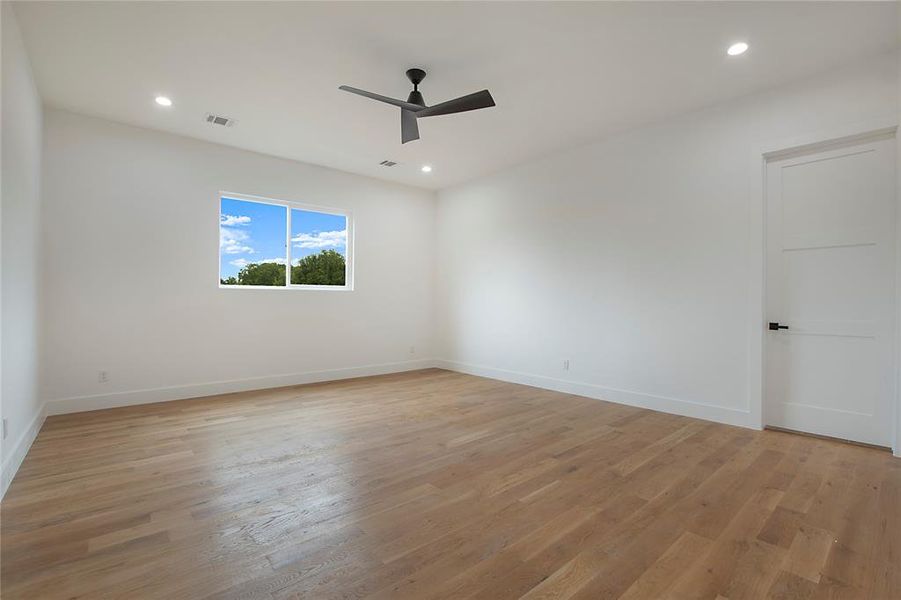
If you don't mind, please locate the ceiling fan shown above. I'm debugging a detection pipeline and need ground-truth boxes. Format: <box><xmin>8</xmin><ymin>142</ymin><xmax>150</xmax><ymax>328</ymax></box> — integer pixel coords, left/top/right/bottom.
<box><xmin>339</xmin><ymin>68</ymin><xmax>496</xmax><ymax>144</ymax></box>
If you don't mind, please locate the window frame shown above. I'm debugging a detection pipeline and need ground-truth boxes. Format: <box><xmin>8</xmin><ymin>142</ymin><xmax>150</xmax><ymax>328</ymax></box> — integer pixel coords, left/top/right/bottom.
<box><xmin>218</xmin><ymin>191</ymin><xmax>354</xmax><ymax>291</ymax></box>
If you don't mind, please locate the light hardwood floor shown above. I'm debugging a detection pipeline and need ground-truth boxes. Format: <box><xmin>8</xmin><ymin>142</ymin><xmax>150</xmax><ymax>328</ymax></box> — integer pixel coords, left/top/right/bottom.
<box><xmin>2</xmin><ymin>369</ymin><xmax>899</xmax><ymax>599</ymax></box>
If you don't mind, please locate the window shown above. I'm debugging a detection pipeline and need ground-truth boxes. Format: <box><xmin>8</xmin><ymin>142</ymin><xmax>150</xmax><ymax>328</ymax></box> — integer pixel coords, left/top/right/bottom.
<box><xmin>219</xmin><ymin>193</ymin><xmax>352</xmax><ymax>290</ymax></box>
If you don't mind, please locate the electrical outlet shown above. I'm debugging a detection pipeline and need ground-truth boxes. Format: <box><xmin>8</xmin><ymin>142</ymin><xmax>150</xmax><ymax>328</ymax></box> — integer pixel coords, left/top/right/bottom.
<box><xmin>2</xmin><ymin>418</ymin><xmax>7</xmax><ymax>441</ymax></box>
<box><xmin>98</xmin><ymin>370</ymin><xmax>109</xmax><ymax>383</ymax></box>
<box><xmin>563</xmin><ymin>359</ymin><xmax>570</xmax><ymax>371</ymax></box>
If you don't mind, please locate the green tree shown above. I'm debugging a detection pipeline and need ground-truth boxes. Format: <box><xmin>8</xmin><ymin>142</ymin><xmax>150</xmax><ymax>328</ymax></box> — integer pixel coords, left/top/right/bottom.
<box><xmin>291</xmin><ymin>250</ymin><xmax>346</xmax><ymax>285</ymax></box>
<box><xmin>237</xmin><ymin>261</ymin><xmax>285</xmax><ymax>286</ymax></box>
<box><xmin>220</xmin><ymin>276</ymin><xmax>238</xmax><ymax>285</ymax></box>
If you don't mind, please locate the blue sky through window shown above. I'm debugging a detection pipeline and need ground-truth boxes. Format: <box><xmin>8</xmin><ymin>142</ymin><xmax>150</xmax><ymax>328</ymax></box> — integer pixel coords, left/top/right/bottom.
<box><xmin>219</xmin><ymin>197</ymin><xmax>287</xmax><ymax>279</ymax></box>
<box><xmin>291</xmin><ymin>209</ymin><xmax>347</xmax><ymax>264</ymax></box>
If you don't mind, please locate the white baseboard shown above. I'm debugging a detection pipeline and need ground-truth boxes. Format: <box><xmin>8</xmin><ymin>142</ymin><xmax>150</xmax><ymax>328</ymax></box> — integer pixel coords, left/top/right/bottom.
<box><xmin>1</xmin><ymin>402</ymin><xmax>47</xmax><ymax>500</ymax></box>
<box><xmin>47</xmin><ymin>357</ymin><xmax>750</xmax><ymax>427</ymax></box>
<box><xmin>46</xmin><ymin>359</ymin><xmax>438</xmax><ymax>416</ymax></box>
<box><xmin>434</xmin><ymin>359</ymin><xmax>754</xmax><ymax>429</ymax></box>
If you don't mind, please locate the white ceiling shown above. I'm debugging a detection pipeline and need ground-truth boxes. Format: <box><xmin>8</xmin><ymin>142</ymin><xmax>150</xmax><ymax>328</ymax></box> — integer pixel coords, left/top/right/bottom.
<box><xmin>13</xmin><ymin>1</ymin><xmax>898</xmax><ymax>190</ymax></box>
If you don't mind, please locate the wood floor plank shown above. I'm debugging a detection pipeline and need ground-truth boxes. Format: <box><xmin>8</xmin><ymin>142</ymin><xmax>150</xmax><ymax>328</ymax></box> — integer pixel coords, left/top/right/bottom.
<box><xmin>1</xmin><ymin>369</ymin><xmax>898</xmax><ymax>599</ymax></box>
<box><xmin>783</xmin><ymin>524</ymin><xmax>837</xmax><ymax>583</ymax></box>
<box><xmin>617</xmin><ymin>530</ymin><xmax>712</xmax><ymax>600</ymax></box>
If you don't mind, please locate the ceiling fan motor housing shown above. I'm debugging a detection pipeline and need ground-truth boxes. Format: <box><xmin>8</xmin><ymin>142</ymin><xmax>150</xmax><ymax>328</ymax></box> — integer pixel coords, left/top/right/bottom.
<box><xmin>407</xmin><ymin>90</ymin><xmax>425</xmax><ymax>106</ymax></box>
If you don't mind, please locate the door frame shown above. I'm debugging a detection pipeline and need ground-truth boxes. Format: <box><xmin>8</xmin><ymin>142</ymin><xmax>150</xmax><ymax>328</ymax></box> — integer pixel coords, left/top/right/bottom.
<box><xmin>748</xmin><ymin>116</ymin><xmax>900</xmax><ymax>456</ymax></box>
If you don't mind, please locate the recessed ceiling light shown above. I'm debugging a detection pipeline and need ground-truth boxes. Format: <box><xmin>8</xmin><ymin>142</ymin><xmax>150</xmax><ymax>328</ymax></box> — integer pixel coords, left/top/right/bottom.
<box><xmin>727</xmin><ymin>42</ymin><xmax>749</xmax><ymax>56</ymax></box>
<box><xmin>421</xmin><ymin>165</ymin><xmax>432</xmax><ymax>173</ymax></box>
<box><xmin>155</xmin><ymin>95</ymin><xmax>173</xmax><ymax>107</ymax></box>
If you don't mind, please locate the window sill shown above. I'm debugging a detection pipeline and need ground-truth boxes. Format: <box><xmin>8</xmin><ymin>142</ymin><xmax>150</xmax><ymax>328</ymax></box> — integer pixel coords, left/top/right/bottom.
<box><xmin>218</xmin><ymin>284</ymin><xmax>353</xmax><ymax>292</ymax></box>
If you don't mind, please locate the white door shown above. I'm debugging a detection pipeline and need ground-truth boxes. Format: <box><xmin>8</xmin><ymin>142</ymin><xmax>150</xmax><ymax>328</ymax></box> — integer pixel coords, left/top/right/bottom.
<box><xmin>765</xmin><ymin>132</ymin><xmax>897</xmax><ymax>447</ymax></box>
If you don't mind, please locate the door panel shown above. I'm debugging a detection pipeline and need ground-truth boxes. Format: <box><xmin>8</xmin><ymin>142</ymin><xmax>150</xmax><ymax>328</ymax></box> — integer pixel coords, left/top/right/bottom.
<box><xmin>783</xmin><ymin>244</ymin><xmax>879</xmax><ymax>322</ymax></box>
<box><xmin>765</xmin><ymin>135</ymin><xmax>896</xmax><ymax>446</ymax></box>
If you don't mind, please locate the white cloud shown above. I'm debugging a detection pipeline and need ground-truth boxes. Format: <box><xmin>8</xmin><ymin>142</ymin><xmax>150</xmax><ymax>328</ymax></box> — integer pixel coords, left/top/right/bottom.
<box><xmin>221</xmin><ymin>244</ymin><xmax>253</xmax><ymax>255</ymax></box>
<box><xmin>292</xmin><ymin>229</ymin><xmax>346</xmax><ymax>249</ymax></box>
<box><xmin>229</xmin><ymin>257</ymin><xmax>286</xmax><ymax>268</ymax></box>
<box><xmin>220</xmin><ymin>227</ymin><xmax>254</xmax><ymax>255</ymax></box>
<box><xmin>220</xmin><ymin>214</ymin><xmax>251</xmax><ymax>226</ymax></box>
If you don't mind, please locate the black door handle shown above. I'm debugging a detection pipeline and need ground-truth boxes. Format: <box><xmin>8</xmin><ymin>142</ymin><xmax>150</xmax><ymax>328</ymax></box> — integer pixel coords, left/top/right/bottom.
<box><xmin>768</xmin><ymin>322</ymin><xmax>789</xmax><ymax>331</ymax></box>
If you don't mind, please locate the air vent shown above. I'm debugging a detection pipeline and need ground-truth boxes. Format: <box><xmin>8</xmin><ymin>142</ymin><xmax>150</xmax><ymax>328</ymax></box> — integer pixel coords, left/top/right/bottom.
<box><xmin>379</xmin><ymin>160</ymin><xmax>397</xmax><ymax>167</ymax></box>
<box><xmin>205</xmin><ymin>113</ymin><xmax>236</xmax><ymax>127</ymax></box>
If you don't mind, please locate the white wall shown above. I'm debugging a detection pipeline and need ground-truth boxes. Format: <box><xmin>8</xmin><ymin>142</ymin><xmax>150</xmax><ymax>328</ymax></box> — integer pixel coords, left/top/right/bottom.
<box><xmin>40</xmin><ymin>110</ymin><xmax>436</xmax><ymax>413</ymax></box>
<box><xmin>1</xmin><ymin>3</ymin><xmax>45</xmax><ymax>495</ymax></box>
<box><xmin>436</xmin><ymin>52</ymin><xmax>899</xmax><ymax>429</ymax></box>
<box><xmin>896</xmin><ymin>32</ymin><xmax>901</xmax><ymax>456</ymax></box>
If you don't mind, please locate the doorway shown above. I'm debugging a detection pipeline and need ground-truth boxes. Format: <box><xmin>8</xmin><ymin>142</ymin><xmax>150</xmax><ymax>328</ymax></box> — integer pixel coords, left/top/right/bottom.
<box><xmin>764</xmin><ymin>130</ymin><xmax>897</xmax><ymax>447</ymax></box>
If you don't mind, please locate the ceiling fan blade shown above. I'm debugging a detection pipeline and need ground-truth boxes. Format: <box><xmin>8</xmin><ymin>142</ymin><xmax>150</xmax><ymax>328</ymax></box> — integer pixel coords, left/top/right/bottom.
<box><xmin>401</xmin><ymin>109</ymin><xmax>420</xmax><ymax>144</ymax></box>
<box><xmin>416</xmin><ymin>90</ymin><xmax>495</xmax><ymax>118</ymax></box>
<box><xmin>339</xmin><ymin>85</ymin><xmax>424</xmax><ymax>112</ymax></box>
